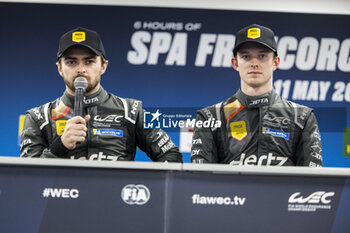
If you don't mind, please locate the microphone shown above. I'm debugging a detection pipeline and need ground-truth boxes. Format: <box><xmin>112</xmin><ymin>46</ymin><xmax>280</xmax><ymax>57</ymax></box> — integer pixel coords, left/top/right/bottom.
<box><xmin>74</xmin><ymin>77</ymin><xmax>88</xmax><ymax>117</ymax></box>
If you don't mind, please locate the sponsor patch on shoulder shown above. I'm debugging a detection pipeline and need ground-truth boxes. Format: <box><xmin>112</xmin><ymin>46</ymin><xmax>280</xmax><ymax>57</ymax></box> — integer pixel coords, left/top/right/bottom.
<box><xmin>93</xmin><ymin>129</ymin><xmax>123</xmax><ymax>137</ymax></box>
<box><xmin>263</xmin><ymin>127</ymin><xmax>289</xmax><ymax>140</ymax></box>
<box><xmin>56</xmin><ymin>120</ymin><xmax>67</xmax><ymax>136</ymax></box>
<box><xmin>230</xmin><ymin>121</ymin><xmax>247</xmax><ymax>141</ymax></box>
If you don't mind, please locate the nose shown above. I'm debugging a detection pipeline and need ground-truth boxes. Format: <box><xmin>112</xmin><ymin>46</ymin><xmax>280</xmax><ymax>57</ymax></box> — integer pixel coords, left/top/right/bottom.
<box><xmin>250</xmin><ymin>59</ymin><xmax>259</xmax><ymax>68</ymax></box>
<box><xmin>77</xmin><ymin>61</ymin><xmax>86</xmax><ymax>75</ymax></box>
<box><xmin>250</xmin><ymin>63</ymin><xmax>258</xmax><ymax>68</ymax></box>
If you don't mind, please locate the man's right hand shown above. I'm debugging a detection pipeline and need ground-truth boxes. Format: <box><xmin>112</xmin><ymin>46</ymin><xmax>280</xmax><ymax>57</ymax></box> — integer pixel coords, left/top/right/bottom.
<box><xmin>61</xmin><ymin>115</ymin><xmax>90</xmax><ymax>150</ymax></box>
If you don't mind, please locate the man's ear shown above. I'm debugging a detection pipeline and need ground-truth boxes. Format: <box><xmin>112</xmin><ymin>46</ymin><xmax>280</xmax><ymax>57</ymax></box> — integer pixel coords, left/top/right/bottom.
<box><xmin>231</xmin><ymin>57</ymin><xmax>239</xmax><ymax>71</ymax></box>
<box><xmin>56</xmin><ymin>61</ymin><xmax>63</xmax><ymax>77</ymax></box>
<box><xmin>101</xmin><ymin>60</ymin><xmax>109</xmax><ymax>75</ymax></box>
<box><xmin>273</xmin><ymin>56</ymin><xmax>280</xmax><ymax>71</ymax></box>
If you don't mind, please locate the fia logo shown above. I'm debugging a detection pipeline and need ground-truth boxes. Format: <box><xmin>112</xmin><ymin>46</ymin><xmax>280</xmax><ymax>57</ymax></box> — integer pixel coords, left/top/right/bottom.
<box><xmin>121</xmin><ymin>184</ymin><xmax>150</xmax><ymax>205</ymax></box>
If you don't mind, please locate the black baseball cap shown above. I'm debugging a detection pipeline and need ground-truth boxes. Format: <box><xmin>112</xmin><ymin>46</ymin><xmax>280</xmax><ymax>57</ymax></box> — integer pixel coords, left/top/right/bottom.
<box><xmin>233</xmin><ymin>24</ymin><xmax>278</xmax><ymax>56</ymax></box>
<box><xmin>57</xmin><ymin>27</ymin><xmax>106</xmax><ymax>59</ymax></box>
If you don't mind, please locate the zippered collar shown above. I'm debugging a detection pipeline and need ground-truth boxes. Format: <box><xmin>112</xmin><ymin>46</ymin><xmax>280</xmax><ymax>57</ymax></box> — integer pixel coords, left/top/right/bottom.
<box><xmin>235</xmin><ymin>88</ymin><xmax>278</xmax><ymax>108</ymax></box>
<box><xmin>60</xmin><ymin>86</ymin><xmax>109</xmax><ymax>108</ymax></box>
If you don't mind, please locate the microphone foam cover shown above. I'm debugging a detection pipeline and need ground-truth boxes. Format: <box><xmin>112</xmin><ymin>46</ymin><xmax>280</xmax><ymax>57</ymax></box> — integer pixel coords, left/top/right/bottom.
<box><xmin>74</xmin><ymin>77</ymin><xmax>88</xmax><ymax>90</ymax></box>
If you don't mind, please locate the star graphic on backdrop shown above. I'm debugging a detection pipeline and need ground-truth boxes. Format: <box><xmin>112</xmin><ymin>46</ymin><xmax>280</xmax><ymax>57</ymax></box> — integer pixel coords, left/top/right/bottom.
<box><xmin>151</xmin><ymin>109</ymin><xmax>162</xmax><ymax>122</ymax></box>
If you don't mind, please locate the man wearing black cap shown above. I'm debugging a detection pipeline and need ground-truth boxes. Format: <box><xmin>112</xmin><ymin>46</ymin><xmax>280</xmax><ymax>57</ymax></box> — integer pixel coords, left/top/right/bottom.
<box><xmin>20</xmin><ymin>27</ymin><xmax>183</xmax><ymax>162</ymax></box>
<box><xmin>191</xmin><ymin>24</ymin><xmax>322</xmax><ymax>166</ymax></box>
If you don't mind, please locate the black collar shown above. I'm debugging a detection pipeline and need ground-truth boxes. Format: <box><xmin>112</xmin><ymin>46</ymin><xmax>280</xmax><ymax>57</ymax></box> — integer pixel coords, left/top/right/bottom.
<box><xmin>60</xmin><ymin>86</ymin><xmax>109</xmax><ymax>108</ymax></box>
<box><xmin>235</xmin><ymin>89</ymin><xmax>278</xmax><ymax>108</ymax></box>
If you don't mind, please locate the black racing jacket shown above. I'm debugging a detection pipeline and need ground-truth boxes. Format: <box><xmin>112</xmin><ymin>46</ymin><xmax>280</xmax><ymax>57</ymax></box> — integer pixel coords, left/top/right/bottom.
<box><xmin>191</xmin><ymin>89</ymin><xmax>322</xmax><ymax>166</ymax></box>
<box><xmin>20</xmin><ymin>87</ymin><xmax>182</xmax><ymax>162</ymax></box>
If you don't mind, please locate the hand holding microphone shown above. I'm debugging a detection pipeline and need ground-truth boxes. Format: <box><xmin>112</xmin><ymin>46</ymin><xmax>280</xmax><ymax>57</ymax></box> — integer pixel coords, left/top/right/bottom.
<box><xmin>61</xmin><ymin>77</ymin><xmax>90</xmax><ymax>150</ymax></box>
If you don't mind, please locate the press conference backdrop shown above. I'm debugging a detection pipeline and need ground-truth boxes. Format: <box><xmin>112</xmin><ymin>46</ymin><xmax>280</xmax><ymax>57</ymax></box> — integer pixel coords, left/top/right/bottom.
<box><xmin>0</xmin><ymin>2</ymin><xmax>349</xmax><ymax>166</ymax></box>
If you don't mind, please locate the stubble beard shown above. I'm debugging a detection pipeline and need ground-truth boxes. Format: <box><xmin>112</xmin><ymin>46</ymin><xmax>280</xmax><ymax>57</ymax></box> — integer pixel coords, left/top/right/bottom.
<box><xmin>64</xmin><ymin>75</ymin><xmax>101</xmax><ymax>94</ymax></box>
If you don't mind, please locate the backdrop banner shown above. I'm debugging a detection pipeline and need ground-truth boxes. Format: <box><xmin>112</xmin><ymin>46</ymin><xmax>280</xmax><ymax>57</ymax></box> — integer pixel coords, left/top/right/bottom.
<box><xmin>0</xmin><ymin>3</ymin><xmax>349</xmax><ymax>165</ymax></box>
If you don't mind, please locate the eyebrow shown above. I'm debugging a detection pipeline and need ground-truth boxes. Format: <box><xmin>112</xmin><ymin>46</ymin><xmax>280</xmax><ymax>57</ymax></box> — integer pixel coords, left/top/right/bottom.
<box><xmin>64</xmin><ymin>56</ymin><xmax>97</xmax><ymax>60</ymax></box>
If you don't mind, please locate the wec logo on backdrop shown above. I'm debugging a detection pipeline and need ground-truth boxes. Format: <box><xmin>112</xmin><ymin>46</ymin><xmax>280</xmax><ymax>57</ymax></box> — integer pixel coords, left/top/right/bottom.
<box><xmin>288</xmin><ymin>191</ymin><xmax>335</xmax><ymax>212</ymax></box>
<box><xmin>288</xmin><ymin>191</ymin><xmax>334</xmax><ymax>204</ymax></box>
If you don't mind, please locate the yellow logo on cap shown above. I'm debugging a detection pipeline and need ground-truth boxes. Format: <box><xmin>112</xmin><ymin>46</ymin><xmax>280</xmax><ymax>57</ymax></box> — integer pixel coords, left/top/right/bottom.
<box><xmin>56</xmin><ymin>120</ymin><xmax>67</xmax><ymax>136</ymax></box>
<box><xmin>230</xmin><ymin>121</ymin><xmax>247</xmax><ymax>141</ymax></box>
<box><xmin>72</xmin><ymin>31</ymin><xmax>86</xmax><ymax>43</ymax></box>
<box><xmin>247</xmin><ymin>28</ymin><xmax>261</xmax><ymax>39</ymax></box>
